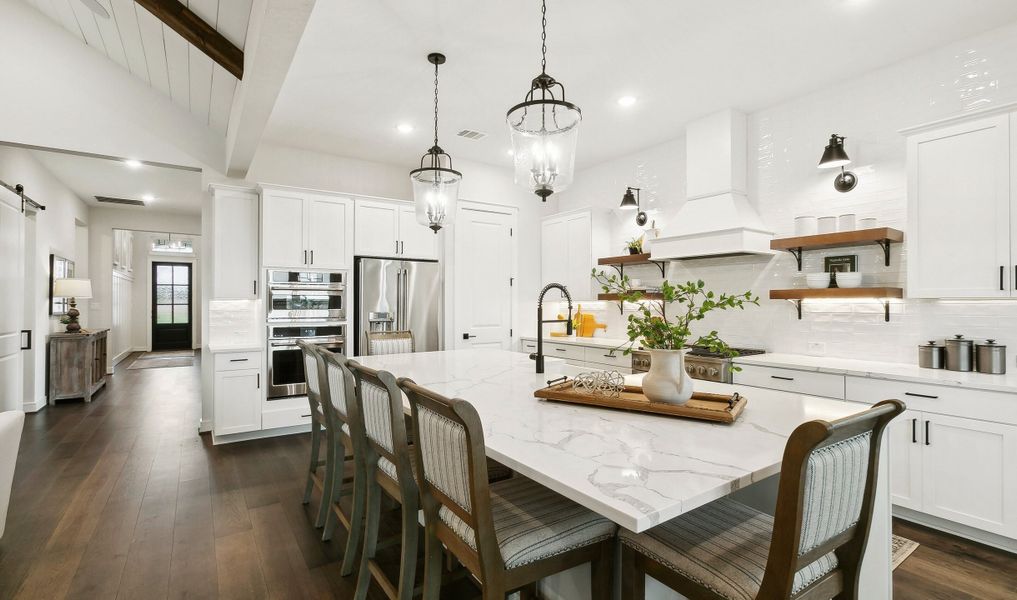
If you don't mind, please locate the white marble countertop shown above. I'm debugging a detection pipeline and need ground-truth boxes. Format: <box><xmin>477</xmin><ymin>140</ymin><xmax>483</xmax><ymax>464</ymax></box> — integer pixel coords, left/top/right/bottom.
<box><xmin>353</xmin><ymin>349</ymin><xmax>865</xmax><ymax>532</ymax></box>
<box><xmin>519</xmin><ymin>335</ymin><xmax>637</xmax><ymax>350</ymax></box>
<box><xmin>734</xmin><ymin>353</ymin><xmax>1017</xmax><ymax>395</ymax></box>
<box><xmin>206</xmin><ymin>341</ymin><xmax>264</xmax><ymax>353</ymax></box>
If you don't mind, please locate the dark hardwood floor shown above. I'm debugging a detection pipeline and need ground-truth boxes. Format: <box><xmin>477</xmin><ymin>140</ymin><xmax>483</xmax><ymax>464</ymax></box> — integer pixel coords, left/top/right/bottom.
<box><xmin>1</xmin><ymin>352</ymin><xmax>1015</xmax><ymax>599</ymax></box>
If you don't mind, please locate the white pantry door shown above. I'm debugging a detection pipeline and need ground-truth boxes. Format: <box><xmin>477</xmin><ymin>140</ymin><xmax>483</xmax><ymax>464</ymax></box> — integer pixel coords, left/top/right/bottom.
<box><xmin>454</xmin><ymin>206</ymin><xmax>514</xmax><ymax>349</ymax></box>
<box><xmin>0</xmin><ymin>191</ymin><xmax>25</xmax><ymax>412</ymax></box>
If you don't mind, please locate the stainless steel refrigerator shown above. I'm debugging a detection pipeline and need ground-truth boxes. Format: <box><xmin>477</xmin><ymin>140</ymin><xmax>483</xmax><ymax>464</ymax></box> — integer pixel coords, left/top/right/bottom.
<box><xmin>354</xmin><ymin>257</ymin><xmax>442</xmax><ymax>356</ymax></box>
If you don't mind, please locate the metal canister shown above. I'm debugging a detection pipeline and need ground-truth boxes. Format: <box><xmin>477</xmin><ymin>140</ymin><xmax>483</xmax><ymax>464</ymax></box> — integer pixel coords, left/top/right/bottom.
<box><xmin>975</xmin><ymin>339</ymin><xmax>1007</xmax><ymax>374</ymax></box>
<box><xmin>918</xmin><ymin>341</ymin><xmax>945</xmax><ymax>369</ymax></box>
<box><xmin>944</xmin><ymin>335</ymin><xmax>974</xmax><ymax>372</ymax></box>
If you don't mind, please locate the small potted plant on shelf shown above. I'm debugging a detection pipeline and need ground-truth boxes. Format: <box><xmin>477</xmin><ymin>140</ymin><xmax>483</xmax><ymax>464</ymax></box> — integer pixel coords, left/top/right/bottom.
<box><xmin>625</xmin><ymin>237</ymin><xmax>643</xmax><ymax>255</ymax></box>
<box><xmin>593</xmin><ymin>269</ymin><xmax>758</xmax><ymax>405</ymax></box>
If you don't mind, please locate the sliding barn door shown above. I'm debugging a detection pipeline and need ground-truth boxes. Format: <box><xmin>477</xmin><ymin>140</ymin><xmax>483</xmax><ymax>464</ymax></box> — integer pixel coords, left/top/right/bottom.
<box><xmin>0</xmin><ymin>190</ymin><xmax>25</xmax><ymax>411</ymax></box>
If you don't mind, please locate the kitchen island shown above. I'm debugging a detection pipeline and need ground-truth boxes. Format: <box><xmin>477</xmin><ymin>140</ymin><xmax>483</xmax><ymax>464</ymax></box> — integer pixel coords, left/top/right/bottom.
<box><xmin>355</xmin><ymin>349</ymin><xmax>893</xmax><ymax>599</ymax></box>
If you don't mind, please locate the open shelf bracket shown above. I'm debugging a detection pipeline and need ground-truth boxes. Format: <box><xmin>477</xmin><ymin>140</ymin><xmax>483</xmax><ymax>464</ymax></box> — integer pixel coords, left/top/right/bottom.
<box><xmin>875</xmin><ymin>240</ymin><xmax>892</xmax><ymax>267</ymax></box>
<box><xmin>788</xmin><ymin>299</ymin><xmax>803</xmax><ymax>320</ymax></box>
<box><xmin>787</xmin><ymin>247</ymin><xmax>803</xmax><ymax>271</ymax></box>
<box><xmin>609</xmin><ymin>260</ymin><xmax>666</xmax><ymax>279</ymax></box>
<box><xmin>785</xmin><ymin>298</ymin><xmax>891</xmax><ymax>321</ymax></box>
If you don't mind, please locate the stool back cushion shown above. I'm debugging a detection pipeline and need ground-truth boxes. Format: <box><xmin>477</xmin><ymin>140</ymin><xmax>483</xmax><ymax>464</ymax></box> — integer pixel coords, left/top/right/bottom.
<box><xmin>325</xmin><ymin>359</ymin><xmax>350</xmax><ymax>418</ymax></box>
<box><xmin>798</xmin><ymin>431</ymin><xmax>871</xmax><ymax>554</ymax></box>
<box><xmin>359</xmin><ymin>379</ymin><xmax>395</xmax><ymax>453</ymax></box>
<box><xmin>416</xmin><ymin>404</ymin><xmax>472</xmax><ymax>512</ymax></box>
<box><xmin>367</xmin><ymin>332</ymin><xmax>413</xmax><ymax>356</ymax></box>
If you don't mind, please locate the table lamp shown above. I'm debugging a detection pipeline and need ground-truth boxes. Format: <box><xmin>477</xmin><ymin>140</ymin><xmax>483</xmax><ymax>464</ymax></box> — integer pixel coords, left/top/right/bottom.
<box><xmin>53</xmin><ymin>278</ymin><xmax>92</xmax><ymax>333</ymax></box>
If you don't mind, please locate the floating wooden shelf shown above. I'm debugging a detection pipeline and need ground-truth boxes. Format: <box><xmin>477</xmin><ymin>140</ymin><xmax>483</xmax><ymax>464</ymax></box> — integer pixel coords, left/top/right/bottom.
<box><xmin>770</xmin><ymin>227</ymin><xmax>905</xmax><ymax>271</ymax></box>
<box><xmin>598</xmin><ymin>291</ymin><xmax>664</xmax><ymax>301</ymax></box>
<box><xmin>769</xmin><ymin>287</ymin><xmax>904</xmax><ymax>321</ymax></box>
<box><xmin>597</xmin><ymin>253</ymin><xmax>666</xmax><ymax>277</ymax></box>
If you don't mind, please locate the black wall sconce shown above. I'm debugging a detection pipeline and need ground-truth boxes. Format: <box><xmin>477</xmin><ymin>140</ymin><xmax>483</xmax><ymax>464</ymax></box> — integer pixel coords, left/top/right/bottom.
<box><xmin>619</xmin><ymin>186</ymin><xmax>648</xmax><ymax>225</ymax></box>
<box><xmin>818</xmin><ymin>134</ymin><xmax>858</xmax><ymax>193</ymax></box>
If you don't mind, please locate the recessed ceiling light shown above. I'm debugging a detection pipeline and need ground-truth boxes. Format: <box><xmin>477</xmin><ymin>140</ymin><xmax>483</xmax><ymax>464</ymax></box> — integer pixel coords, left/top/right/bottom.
<box><xmin>78</xmin><ymin>0</ymin><xmax>110</xmax><ymax>19</ymax></box>
<box><xmin>142</xmin><ymin>194</ymin><xmax>155</xmax><ymax>202</ymax></box>
<box><xmin>617</xmin><ymin>96</ymin><xmax>637</xmax><ymax>108</ymax></box>
<box><xmin>124</xmin><ymin>159</ymin><xmax>142</xmax><ymax>169</ymax></box>
<box><xmin>396</xmin><ymin>123</ymin><xmax>414</xmax><ymax>134</ymax></box>
<box><xmin>507</xmin><ymin>149</ymin><xmax>514</xmax><ymax>156</ymax></box>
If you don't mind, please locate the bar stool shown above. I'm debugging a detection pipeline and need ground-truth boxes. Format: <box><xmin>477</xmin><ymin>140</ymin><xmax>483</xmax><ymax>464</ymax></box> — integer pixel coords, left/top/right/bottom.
<box><xmin>366</xmin><ymin>330</ymin><xmax>414</xmax><ymax>355</ymax></box>
<box><xmin>399</xmin><ymin>378</ymin><xmax>618</xmax><ymax>600</ymax></box>
<box><xmin>298</xmin><ymin>340</ymin><xmax>331</xmax><ymax>529</ymax></box>
<box><xmin>318</xmin><ymin>351</ymin><xmax>366</xmax><ymax>576</ymax></box>
<box><xmin>619</xmin><ymin>399</ymin><xmax>904</xmax><ymax>600</ymax></box>
<box><xmin>346</xmin><ymin>361</ymin><xmax>420</xmax><ymax>600</ymax></box>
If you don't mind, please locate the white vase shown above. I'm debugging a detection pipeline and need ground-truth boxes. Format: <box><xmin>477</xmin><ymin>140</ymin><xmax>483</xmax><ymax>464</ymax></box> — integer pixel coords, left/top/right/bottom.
<box><xmin>642</xmin><ymin>349</ymin><xmax>694</xmax><ymax>405</ymax></box>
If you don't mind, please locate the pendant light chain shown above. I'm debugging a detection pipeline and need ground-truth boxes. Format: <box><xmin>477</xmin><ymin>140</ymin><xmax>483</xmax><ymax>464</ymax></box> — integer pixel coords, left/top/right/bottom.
<box><xmin>432</xmin><ymin>60</ymin><xmax>440</xmax><ymax>149</ymax></box>
<box><xmin>540</xmin><ymin>0</ymin><xmax>547</xmax><ymax>75</ymax></box>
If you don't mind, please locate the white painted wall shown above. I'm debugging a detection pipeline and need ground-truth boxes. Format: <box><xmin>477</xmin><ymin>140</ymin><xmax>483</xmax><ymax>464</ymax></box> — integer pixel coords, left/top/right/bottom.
<box><xmin>554</xmin><ymin>19</ymin><xmax>1017</xmax><ymax>364</ymax></box>
<box><xmin>0</xmin><ymin>146</ymin><xmax>90</xmax><ymax>411</ymax></box>
<box><xmin>88</xmin><ymin>208</ymin><xmax>201</xmax><ymax>371</ymax></box>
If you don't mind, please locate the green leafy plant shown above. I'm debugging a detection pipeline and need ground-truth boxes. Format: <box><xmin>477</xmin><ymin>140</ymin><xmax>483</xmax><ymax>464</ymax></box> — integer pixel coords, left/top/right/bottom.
<box><xmin>625</xmin><ymin>237</ymin><xmax>643</xmax><ymax>253</ymax></box>
<box><xmin>592</xmin><ymin>269</ymin><xmax>759</xmax><ymax>358</ymax></box>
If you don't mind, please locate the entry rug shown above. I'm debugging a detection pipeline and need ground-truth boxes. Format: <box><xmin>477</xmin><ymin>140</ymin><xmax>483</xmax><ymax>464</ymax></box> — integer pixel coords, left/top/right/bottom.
<box><xmin>892</xmin><ymin>535</ymin><xmax>919</xmax><ymax>570</ymax></box>
<box><xmin>128</xmin><ymin>351</ymin><xmax>195</xmax><ymax>370</ymax></box>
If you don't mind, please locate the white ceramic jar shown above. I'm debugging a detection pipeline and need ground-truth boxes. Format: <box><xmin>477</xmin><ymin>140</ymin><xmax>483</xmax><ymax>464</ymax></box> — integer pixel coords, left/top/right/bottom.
<box><xmin>794</xmin><ymin>216</ymin><xmax>818</xmax><ymax>236</ymax></box>
<box><xmin>838</xmin><ymin>213</ymin><xmax>856</xmax><ymax>231</ymax></box>
<box><xmin>818</xmin><ymin>216</ymin><xmax>838</xmax><ymax>234</ymax></box>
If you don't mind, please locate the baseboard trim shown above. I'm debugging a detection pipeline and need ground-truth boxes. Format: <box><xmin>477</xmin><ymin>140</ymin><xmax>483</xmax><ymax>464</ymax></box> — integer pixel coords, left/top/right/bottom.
<box><xmin>893</xmin><ymin>506</ymin><xmax>1017</xmax><ymax>553</ymax></box>
<box><xmin>23</xmin><ymin>397</ymin><xmax>47</xmax><ymax>413</ymax></box>
<box><xmin>211</xmin><ymin>424</ymin><xmax>310</xmax><ymax>445</ymax></box>
<box><xmin>198</xmin><ymin>418</ymin><xmax>212</xmax><ymax>433</ymax></box>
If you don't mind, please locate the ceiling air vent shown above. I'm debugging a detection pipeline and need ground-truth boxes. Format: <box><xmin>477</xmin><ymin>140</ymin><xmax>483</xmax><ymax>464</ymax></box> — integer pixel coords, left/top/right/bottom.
<box><xmin>96</xmin><ymin>196</ymin><xmax>145</xmax><ymax>206</ymax></box>
<box><xmin>456</xmin><ymin>129</ymin><xmax>487</xmax><ymax>140</ymax></box>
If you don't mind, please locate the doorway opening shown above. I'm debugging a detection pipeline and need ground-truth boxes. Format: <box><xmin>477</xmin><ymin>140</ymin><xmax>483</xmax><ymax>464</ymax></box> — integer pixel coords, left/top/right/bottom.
<box><xmin>151</xmin><ymin>261</ymin><xmax>193</xmax><ymax>351</ymax></box>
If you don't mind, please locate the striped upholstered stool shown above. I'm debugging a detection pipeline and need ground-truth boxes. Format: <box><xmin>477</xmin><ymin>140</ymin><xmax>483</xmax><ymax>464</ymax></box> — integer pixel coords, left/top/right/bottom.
<box><xmin>620</xmin><ymin>400</ymin><xmax>904</xmax><ymax>600</ymax></box>
<box><xmin>298</xmin><ymin>341</ymin><xmax>333</xmax><ymax>529</ymax></box>
<box><xmin>366</xmin><ymin>330</ymin><xmax>414</xmax><ymax>355</ymax></box>
<box><xmin>399</xmin><ymin>378</ymin><xmax>617</xmax><ymax>600</ymax></box>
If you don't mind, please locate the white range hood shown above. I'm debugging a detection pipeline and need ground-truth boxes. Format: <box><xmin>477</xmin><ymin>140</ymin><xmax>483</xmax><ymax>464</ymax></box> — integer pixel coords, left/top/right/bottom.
<box><xmin>650</xmin><ymin>109</ymin><xmax>774</xmax><ymax>260</ymax></box>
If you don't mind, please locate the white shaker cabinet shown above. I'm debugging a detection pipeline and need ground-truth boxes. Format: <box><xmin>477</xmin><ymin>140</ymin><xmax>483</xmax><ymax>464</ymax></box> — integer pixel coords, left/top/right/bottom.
<box><xmin>887</xmin><ymin>408</ymin><xmax>924</xmax><ymax>511</ymax></box>
<box><xmin>540</xmin><ymin>209</ymin><xmax>606</xmax><ymax>301</ymax></box>
<box><xmin>906</xmin><ymin>112</ymin><xmax>1012</xmax><ymax>297</ymax></box>
<box><xmin>210</xmin><ymin>186</ymin><xmax>259</xmax><ymax>299</ymax></box>
<box><xmin>354</xmin><ymin>199</ymin><xmax>439</xmax><ymax>260</ymax></box>
<box><xmin>262</xmin><ymin>187</ymin><xmax>353</xmax><ymax>269</ymax></box>
<box><xmin>213</xmin><ymin>351</ymin><xmax>263</xmax><ymax>437</ymax></box>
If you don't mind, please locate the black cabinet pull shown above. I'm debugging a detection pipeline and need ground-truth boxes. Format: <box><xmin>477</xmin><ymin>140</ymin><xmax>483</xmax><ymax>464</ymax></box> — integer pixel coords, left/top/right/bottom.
<box><xmin>925</xmin><ymin>420</ymin><xmax>930</xmax><ymax>446</ymax></box>
<box><xmin>310</xmin><ymin>250</ymin><xmax>314</xmax><ymax>264</ymax></box>
<box><xmin>229</xmin><ymin>358</ymin><xmax>249</xmax><ymax>362</ymax></box>
<box><xmin>555</xmin><ymin>348</ymin><xmax>567</xmax><ymax>352</ymax></box>
<box><xmin>257</xmin><ymin>373</ymin><xmax>261</xmax><ymax>388</ymax></box>
<box><xmin>603</xmin><ymin>353</ymin><xmax>616</xmax><ymax>358</ymax></box>
<box><xmin>20</xmin><ymin>330</ymin><xmax>31</xmax><ymax>350</ymax></box>
<box><xmin>1001</xmin><ymin>265</ymin><xmax>1005</xmax><ymax>291</ymax></box>
<box><xmin>904</xmin><ymin>391</ymin><xmax>938</xmax><ymax>399</ymax></box>
<box><xmin>770</xmin><ymin>375</ymin><xmax>795</xmax><ymax>381</ymax></box>
<box><xmin>462</xmin><ymin>333</ymin><xmax>476</xmax><ymax>340</ymax></box>
<box><xmin>911</xmin><ymin>418</ymin><xmax>917</xmax><ymax>444</ymax></box>
<box><xmin>304</xmin><ymin>250</ymin><xmax>308</xmax><ymax>264</ymax></box>
<box><xmin>253</xmin><ymin>280</ymin><xmax>257</xmax><ymax>295</ymax></box>
<box><xmin>1014</xmin><ymin>265</ymin><xmax>1016</xmax><ymax>290</ymax></box>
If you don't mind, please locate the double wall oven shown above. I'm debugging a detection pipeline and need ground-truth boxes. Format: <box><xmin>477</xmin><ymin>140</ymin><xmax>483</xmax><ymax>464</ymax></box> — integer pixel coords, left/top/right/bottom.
<box><xmin>266</xmin><ymin>269</ymin><xmax>347</xmax><ymax>399</ymax></box>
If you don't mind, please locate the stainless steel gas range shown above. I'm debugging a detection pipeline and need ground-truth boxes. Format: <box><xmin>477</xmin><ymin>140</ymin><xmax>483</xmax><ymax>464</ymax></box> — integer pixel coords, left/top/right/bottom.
<box><xmin>631</xmin><ymin>346</ymin><xmax>766</xmax><ymax>383</ymax></box>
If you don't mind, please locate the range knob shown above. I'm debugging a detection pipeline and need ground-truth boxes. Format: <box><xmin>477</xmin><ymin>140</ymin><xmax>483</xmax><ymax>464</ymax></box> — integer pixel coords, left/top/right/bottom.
<box><xmin>696</xmin><ymin>365</ymin><xmax>706</xmax><ymax>376</ymax></box>
<box><xmin>685</xmin><ymin>364</ymin><xmax>694</xmax><ymax>374</ymax></box>
<box><xmin>707</xmin><ymin>367</ymin><xmax>719</xmax><ymax>377</ymax></box>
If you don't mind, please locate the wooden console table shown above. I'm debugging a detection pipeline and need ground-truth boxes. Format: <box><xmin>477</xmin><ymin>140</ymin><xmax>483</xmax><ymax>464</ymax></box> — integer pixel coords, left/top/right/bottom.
<box><xmin>48</xmin><ymin>329</ymin><xmax>109</xmax><ymax>403</ymax></box>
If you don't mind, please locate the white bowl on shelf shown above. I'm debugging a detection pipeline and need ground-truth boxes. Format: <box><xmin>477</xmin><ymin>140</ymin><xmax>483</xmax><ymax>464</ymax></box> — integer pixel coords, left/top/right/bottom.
<box><xmin>806</xmin><ymin>273</ymin><xmax>831</xmax><ymax>289</ymax></box>
<box><xmin>835</xmin><ymin>272</ymin><xmax>863</xmax><ymax>288</ymax></box>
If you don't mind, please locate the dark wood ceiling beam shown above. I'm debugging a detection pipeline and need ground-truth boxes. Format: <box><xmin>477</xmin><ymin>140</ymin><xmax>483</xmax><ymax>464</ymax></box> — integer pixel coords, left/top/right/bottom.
<box><xmin>134</xmin><ymin>0</ymin><xmax>244</xmax><ymax>79</ymax></box>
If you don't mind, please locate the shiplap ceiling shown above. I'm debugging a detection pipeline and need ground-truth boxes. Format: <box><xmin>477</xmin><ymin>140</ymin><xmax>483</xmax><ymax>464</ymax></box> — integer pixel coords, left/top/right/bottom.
<box><xmin>22</xmin><ymin>0</ymin><xmax>253</xmax><ymax>135</ymax></box>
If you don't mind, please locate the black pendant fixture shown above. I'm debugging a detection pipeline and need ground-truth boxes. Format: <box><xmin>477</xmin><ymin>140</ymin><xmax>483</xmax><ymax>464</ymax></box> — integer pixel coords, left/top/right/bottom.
<box><xmin>410</xmin><ymin>52</ymin><xmax>462</xmax><ymax>233</ymax></box>
<box><xmin>619</xmin><ymin>186</ymin><xmax>647</xmax><ymax>226</ymax></box>
<box><xmin>818</xmin><ymin>134</ymin><xmax>858</xmax><ymax>193</ymax></box>
<box><xmin>507</xmin><ymin>0</ymin><xmax>582</xmax><ymax>201</ymax></box>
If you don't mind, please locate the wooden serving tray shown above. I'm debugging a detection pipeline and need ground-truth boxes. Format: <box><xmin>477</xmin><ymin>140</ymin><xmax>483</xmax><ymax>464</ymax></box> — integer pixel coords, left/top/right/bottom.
<box><xmin>534</xmin><ymin>380</ymin><xmax>746</xmax><ymax>423</ymax></box>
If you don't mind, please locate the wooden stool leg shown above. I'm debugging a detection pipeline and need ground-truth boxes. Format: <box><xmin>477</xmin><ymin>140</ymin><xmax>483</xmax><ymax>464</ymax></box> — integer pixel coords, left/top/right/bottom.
<box><xmin>315</xmin><ymin>427</ymin><xmax>335</xmax><ymax>528</ymax></box>
<box><xmin>420</xmin><ymin>525</ymin><xmax>443</xmax><ymax>600</ymax></box>
<box><xmin>303</xmin><ymin>423</ymin><xmax>321</xmax><ymax>505</ymax></box>
<box><xmin>396</xmin><ymin>498</ymin><xmax>419</xmax><ymax>600</ymax></box>
<box><xmin>340</xmin><ymin>459</ymin><xmax>367</xmax><ymax>576</ymax></box>
<box><xmin>621</xmin><ymin>545</ymin><xmax>645</xmax><ymax>600</ymax></box>
<box><xmin>354</xmin><ymin>470</ymin><xmax>382</xmax><ymax>600</ymax></box>
<box><xmin>591</xmin><ymin>540</ymin><xmax>613</xmax><ymax>600</ymax></box>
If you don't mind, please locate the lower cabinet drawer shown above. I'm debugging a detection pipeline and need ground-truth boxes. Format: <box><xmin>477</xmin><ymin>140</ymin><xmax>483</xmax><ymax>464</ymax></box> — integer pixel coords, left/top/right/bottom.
<box><xmin>845</xmin><ymin>375</ymin><xmax>1017</xmax><ymax>425</ymax></box>
<box><xmin>584</xmin><ymin>347</ymin><xmax>630</xmax><ymax>370</ymax></box>
<box><xmin>544</xmin><ymin>342</ymin><xmax>585</xmax><ymax>361</ymax></box>
<box><xmin>733</xmin><ymin>364</ymin><xmax>845</xmax><ymax>399</ymax></box>
<box><xmin>520</xmin><ymin>339</ymin><xmax>538</xmax><ymax>353</ymax></box>
<box><xmin>214</xmin><ymin>351</ymin><xmax>262</xmax><ymax>371</ymax></box>
<box><xmin>262</xmin><ymin>403</ymin><xmax>314</xmax><ymax>430</ymax></box>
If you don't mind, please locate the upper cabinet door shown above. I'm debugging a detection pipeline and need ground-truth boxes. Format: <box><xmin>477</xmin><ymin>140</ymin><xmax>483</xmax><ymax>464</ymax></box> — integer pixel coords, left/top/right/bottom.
<box><xmin>540</xmin><ymin>217</ymin><xmax>567</xmax><ymax>297</ymax></box>
<box><xmin>262</xmin><ymin>190</ymin><xmax>308</xmax><ymax>268</ymax></box>
<box><xmin>907</xmin><ymin>114</ymin><xmax>1011</xmax><ymax>298</ymax></box>
<box><xmin>306</xmin><ymin>195</ymin><xmax>353</xmax><ymax>269</ymax></box>
<box><xmin>564</xmin><ymin>211</ymin><xmax>593</xmax><ymax>300</ymax></box>
<box><xmin>355</xmin><ymin>200</ymin><xmax>400</xmax><ymax>257</ymax></box>
<box><xmin>398</xmin><ymin>205</ymin><xmax>439</xmax><ymax>260</ymax></box>
<box><xmin>213</xmin><ymin>189</ymin><xmax>259</xmax><ymax>299</ymax></box>
<box><xmin>920</xmin><ymin>413</ymin><xmax>1017</xmax><ymax>538</ymax></box>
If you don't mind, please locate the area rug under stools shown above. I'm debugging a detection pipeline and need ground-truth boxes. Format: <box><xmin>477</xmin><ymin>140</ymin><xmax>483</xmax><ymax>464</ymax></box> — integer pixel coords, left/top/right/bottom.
<box><xmin>892</xmin><ymin>535</ymin><xmax>920</xmax><ymax>569</ymax></box>
<box><xmin>128</xmin><ymin>350</ymin><xmax>195</xmax><ymax>369</ymax></box>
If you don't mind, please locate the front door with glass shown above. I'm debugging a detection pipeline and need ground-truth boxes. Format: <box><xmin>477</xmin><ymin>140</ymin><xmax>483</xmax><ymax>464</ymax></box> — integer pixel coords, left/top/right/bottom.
<box><xmin>152</xmin><ymin>262</ymin><xmax>192</xmax><ymax>351</ymax></box>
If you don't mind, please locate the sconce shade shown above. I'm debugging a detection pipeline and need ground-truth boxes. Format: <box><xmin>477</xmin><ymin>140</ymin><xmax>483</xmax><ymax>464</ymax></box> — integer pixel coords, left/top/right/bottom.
<box><xmin>619</xmin><ymin>187</ymin><xmax>638</xmax><ymax>210</ymax></box>
<box><xmin>53</xmin><ymin>278</ymin><xmax>93</xmax><ymax>299</ymax></box>
<box><xmin>819</xmin><ymin>134</ymin><xmax>851</xmax><ymax>169</ymax></box>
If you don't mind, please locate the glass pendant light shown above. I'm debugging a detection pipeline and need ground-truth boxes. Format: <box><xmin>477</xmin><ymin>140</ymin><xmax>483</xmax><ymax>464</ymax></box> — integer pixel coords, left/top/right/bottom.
<box><xmin>410</xmin><ymin>52</ymin><xmax>462</xmax><ymax>233</ymax></box>
<box><xmin>506</xmin><ymin>0</ymin><xmax>581</xmax><ymax>201</ymax></box>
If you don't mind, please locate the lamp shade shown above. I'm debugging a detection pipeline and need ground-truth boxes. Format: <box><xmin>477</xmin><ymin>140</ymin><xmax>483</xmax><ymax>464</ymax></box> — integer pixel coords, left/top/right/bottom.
<box><xmin>818</xmin><ymin>134</ymin><xmax>851</xmax><ymax>169</ymax></box>
<box><xmin>53</xmin><ymin>278</ymin><xmax>92</xmax><ymax>299</ymax></box>
<box><xmin>411</xmin><ymin>162</ymin><xmax>461</xmax><ymax>232</ymax></box>
<box><xmin>619</xmin><ymin>187</ymin><xmax>638</xmax><ymax>210</ymax></box>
